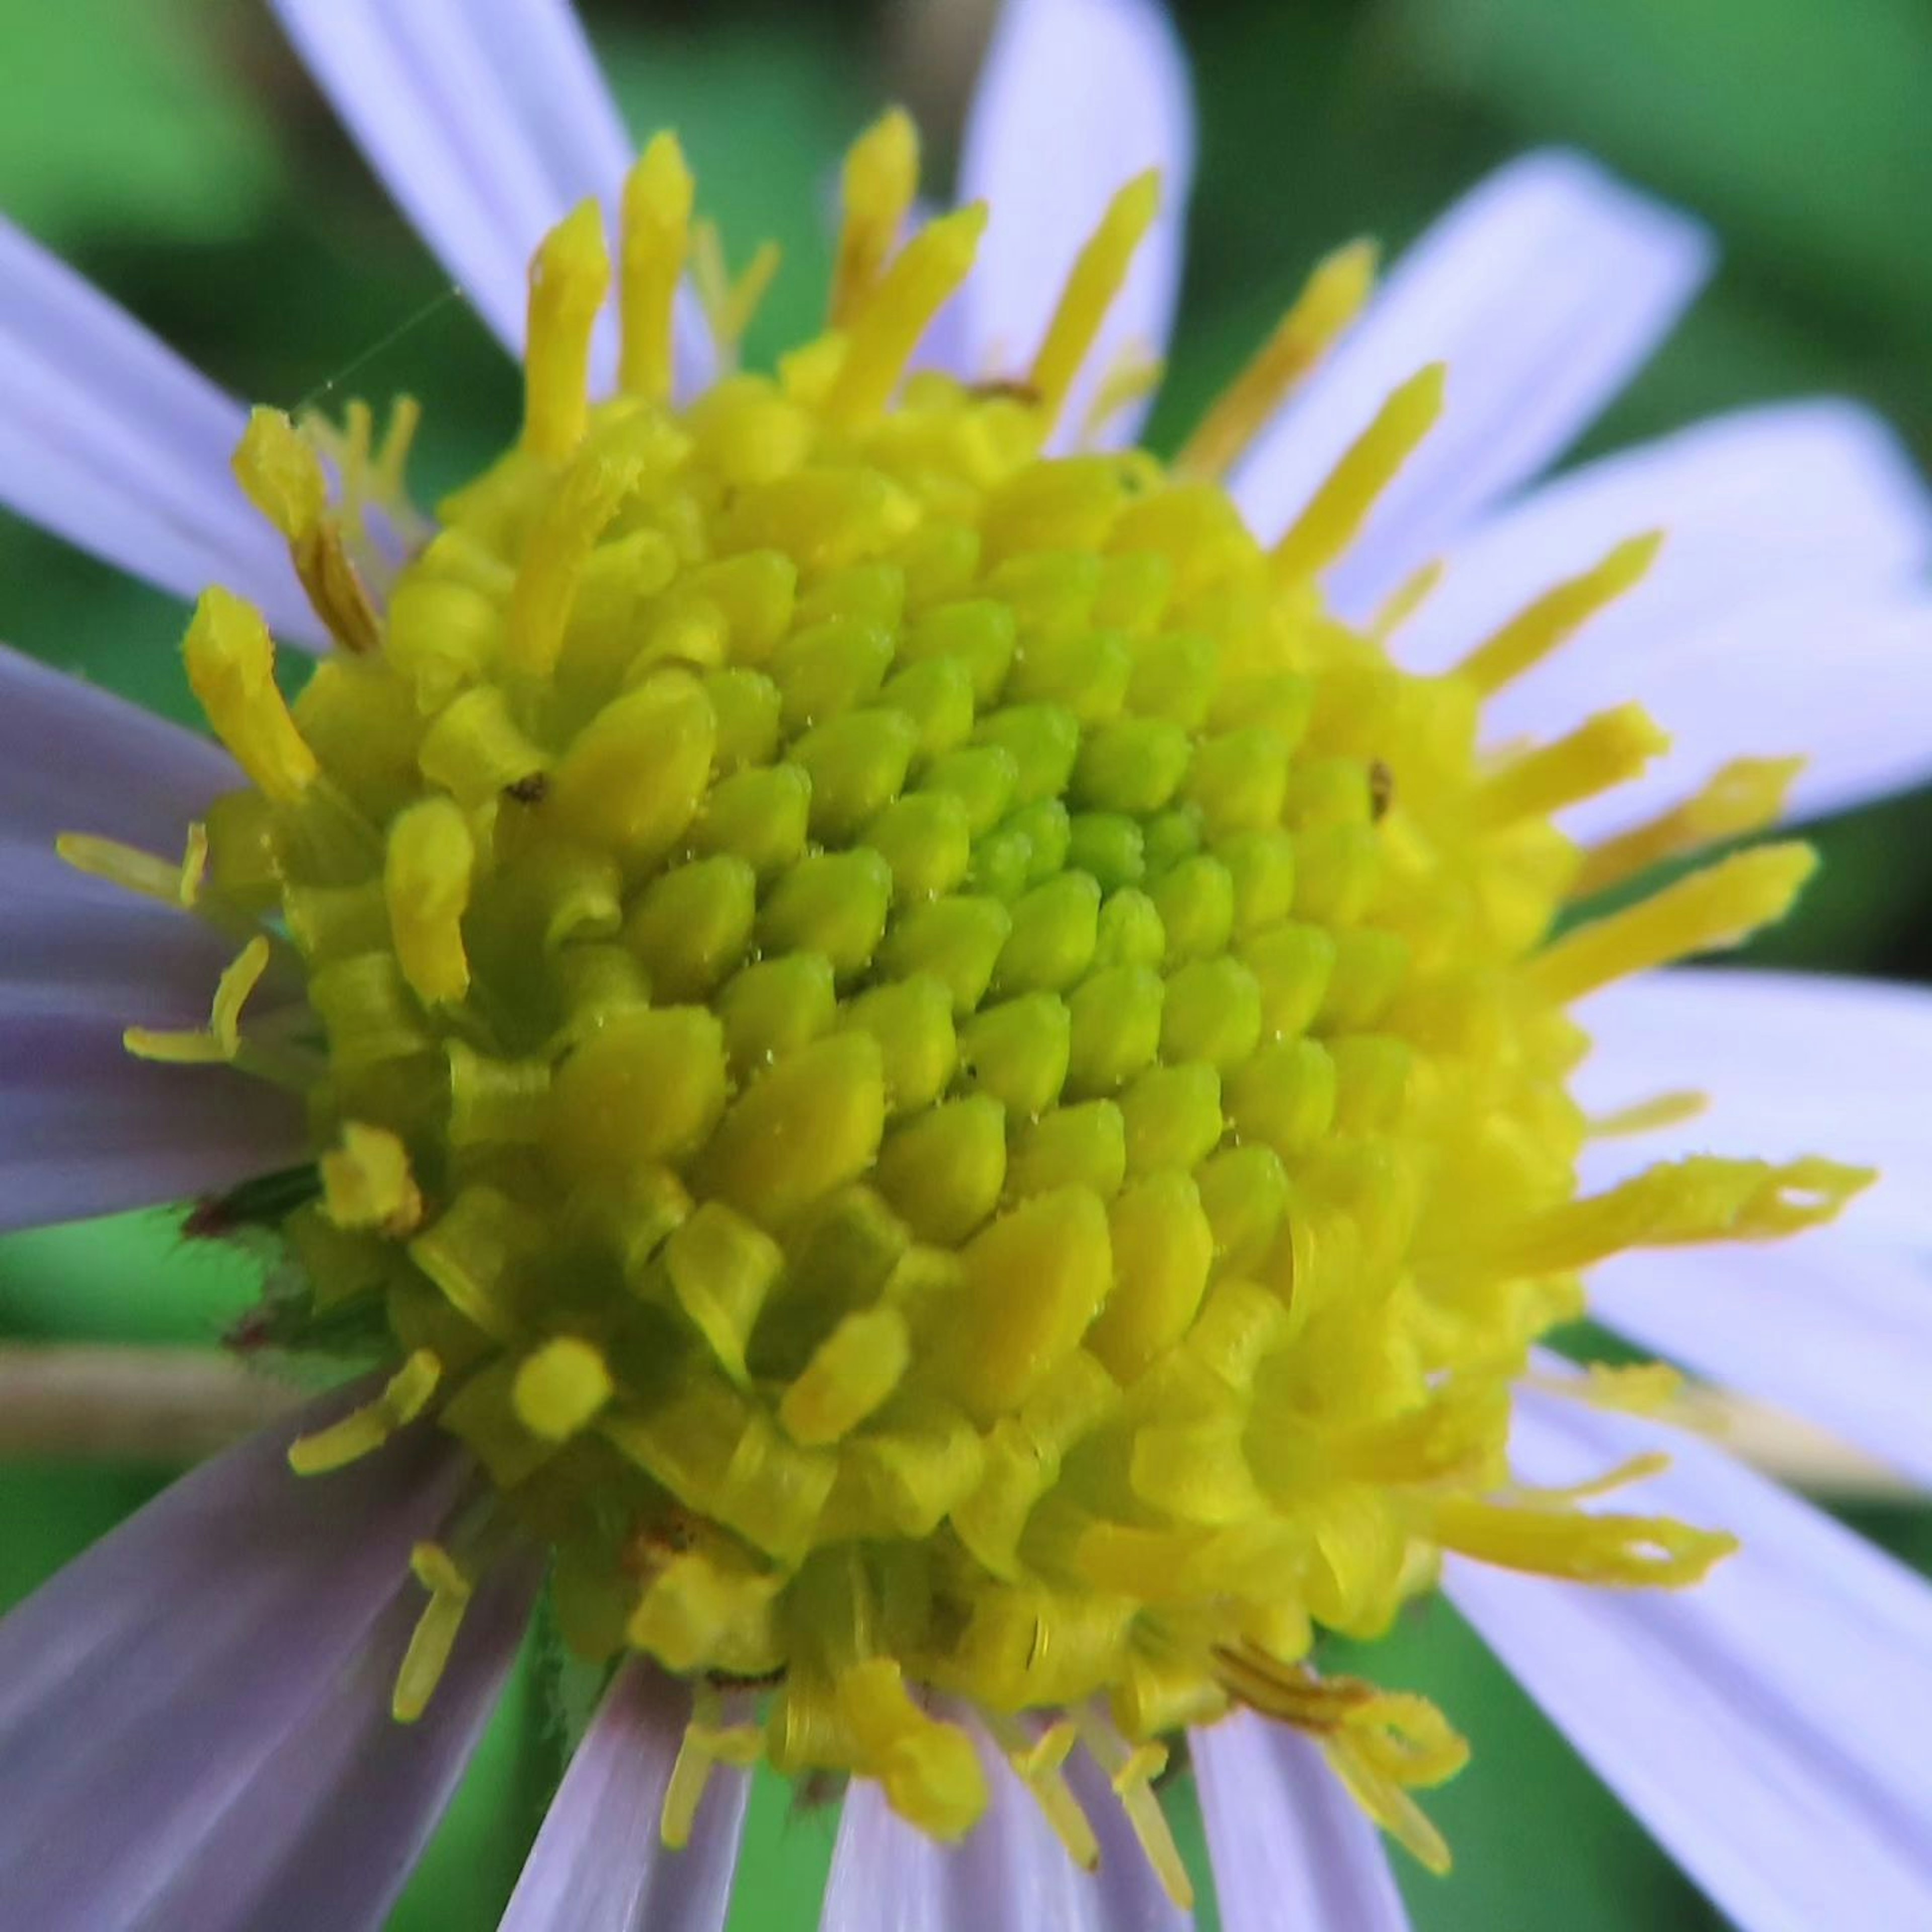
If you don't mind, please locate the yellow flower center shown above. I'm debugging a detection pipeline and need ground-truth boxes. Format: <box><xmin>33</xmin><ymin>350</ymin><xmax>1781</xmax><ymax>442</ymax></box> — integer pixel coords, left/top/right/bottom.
<box><xmin>74</xmin><ymin>116</ymin><xmax>1869</xmax><ymax>1901</ymax></box>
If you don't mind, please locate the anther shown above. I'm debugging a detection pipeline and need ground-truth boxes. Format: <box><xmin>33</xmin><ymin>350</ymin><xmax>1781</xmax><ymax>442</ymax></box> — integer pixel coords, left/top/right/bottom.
<box><xmin>620</xmin><ymin>132</ymin><xmax>695</xmax><ymax>401</ymax></box>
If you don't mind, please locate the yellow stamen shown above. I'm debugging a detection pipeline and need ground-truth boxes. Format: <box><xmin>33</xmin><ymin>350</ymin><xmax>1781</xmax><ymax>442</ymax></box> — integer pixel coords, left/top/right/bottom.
<box><xmin>233</xmin><ymin>407</ymin><xmax>381</xmax><ymax>654</ymax></box>
<box><xmin>394</xmin><ymin>1541</ymin><xmax>473</xmax><ymax>1721</ymax></box>
<box><xmin>620</xmin><ymin>133</ymin><xmax>695</xmax><ymax>400</ymax></box>
<box><xmin>124</xmin><ymin>935</ymin><xmax>271</xmax><ymax>1066</ymax></box>
<box><xmin>385</xmin><ymin>797</ymin><xmax>475</xmax><ymax>1003</ymax></box>
<box><xmin>321</xmin><ymin>1121</ymin><xmax>424</xmax><ymax>1238</ymax></box>
<box><xmin>984</xmin><ymin>1714</ymin><xmax>1100</xmax><ymax>1870</ymax></box>
<box><xmin>662</xmin><ymin>1689</ymin><xmax>764</xmax><ymax>1848</ymax></box>
<box><xmin>1431</xmin><ymin>1494</ymin><xmax>1735</xmax><ymax>1587</ymax></box>
<box><xmin>1079</xmin><ymin>349</ymin><xmax>1165</xmax><ymax>447</ymax></box>
<box><xmin>524</xmin><ymin>199</ymin><xmax>611</xmax><ymax>460</ymax></box>
<box><xmin>1573</xmin><ymin>756</ymin><xmax>1805</xmax><ymax>900</ymax></box>
<box><xmin>183</xmin><ymin>587</ymin><xmax>317</xmax><ymax>801</ymax></box>
<box><xmin>1457</xmin><ymin>532</ymin><xmax>1663</xmax><ymax>696</ymax></box>
<box><xmin>1476</xmin><ymin>1154</ymin><xmax>1873</xmax><ymax>1273</ymax></box>
<box><xmin>832</xmin><ymin>109</ymin><xmax>920</xmax><ymax>327</ymax></box>
<box><xmin>1526</xmin><ymin>842</ymin><xmax>1815</xmax><ymax>1004</ymax></box>
<box><xmin>1174</xmin><ymin>238</ymin><xmax>1378</xmax><ymax>480</ymax></box>
<box><xmin>1587</xmin><ymin>1089</ymin><xmax>1709</xmax><ymax>1139</ymax></box>
<box><xmin>1076</xmin><ymin>1714</ymin><xmax>1192</xmax><ymax>1909</ymax></box>
<box><xmin>57</xmin><ymin>823</ymin><xmax>207</xmax><ymax>909</ymax></box>
<box><xmin>1029</xmin><ymin>171</ymin><xmax>1162</xmax><ymax>424</ymax></box>
<box><xmin>287</xmin><ymin>1349</ymin><xmax>442</xmax><ymax>1476</ymax></box>
<box><xmin>824</xmin><ymin>204</ymin><xmax>987</xmax><ymax>430</ymax></box>
<box><xmin>1271</xmin><ymin>363</ymin><xmax>1445</xmax><ymax>585</ymax></box>
<box><xmin>511</xmin><ymin>1335</ymin><xmax>614</xmax><ymax>1441</ymax></box>
<box><xmin>1473</xmin><ymin>704</ymin><xmax>1668</xmax><ymax>827</ymax></box>
<box><xmin>1369</xmin><ymin>557</ymin><xmax>1444</xmax><ymax>641</ymax></box>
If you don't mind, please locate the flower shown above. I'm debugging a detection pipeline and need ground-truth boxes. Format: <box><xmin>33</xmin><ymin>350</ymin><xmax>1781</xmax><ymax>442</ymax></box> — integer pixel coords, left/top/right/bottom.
<box><xmin>2</xmin><ymin>0</ymin><xmax>1930</xmax><ymax>1927</ymax></box>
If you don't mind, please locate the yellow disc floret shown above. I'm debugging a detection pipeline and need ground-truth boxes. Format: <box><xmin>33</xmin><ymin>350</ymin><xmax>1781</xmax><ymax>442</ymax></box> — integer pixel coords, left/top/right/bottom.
<box><xmin>94</xmin><ymin>116</ymin><xmax>1871</xmax><ymax>1902</ymax></box>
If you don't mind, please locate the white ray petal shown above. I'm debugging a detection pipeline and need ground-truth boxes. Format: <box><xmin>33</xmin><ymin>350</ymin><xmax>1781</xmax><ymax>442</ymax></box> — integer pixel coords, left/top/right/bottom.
<box><xmin>268</xmin><ymin>0</ymin><xmax>714</xmax><ymax>396</ymax></box>
<box><xmin>1231</xmin><ymin>152</ymin><xmax>1710</xmax><ymax>609</ymax></box>
<box><xmin>1573</xmin><ymin>969</ymin><xmax>1932</xmax><ymax>1248</ymax></box>
<box><xmin>954</xmin><ymin>0</ymin><xmax>1194</xmax><ymax>449</ymax></box>
<box><xmin>0</xmin><ymin>223</ymin><xmax>315</xmax><ymax>641</ymax></box>
<box><xmin>1589</xmin><ymin>1237</ymin><xmax>1932</xmax><ymax>1488</ymax></box>
<box><xmin>1392</xmin><ymin>401</ymin><xmax>1932</xmax><ymax>678</ymax></box>
<box><xmin>501</xmin><ymin>1662</ymin><xmax>747</xmax><ymax>1932</ymax></box>
<box><xmin>1193</xmin><ymin>1714</ymin><xmax>1410</xmax><ymax>1931</ymax></box>
<box><xmin>1448</xmin><ymin>1388</ymin><xmax>1932</xmax><ymax>1932</ymax></box>
<box><xmin>0</xmin><ymin>1390</ymin><xmax>485</xmax><ymax>1928</ymax></box>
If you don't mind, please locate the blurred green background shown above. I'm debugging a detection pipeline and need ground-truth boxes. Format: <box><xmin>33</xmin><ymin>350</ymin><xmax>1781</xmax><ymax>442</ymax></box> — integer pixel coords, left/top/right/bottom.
<box><xmin>2</xmin><ymin>0</ymin><xmax>1929</xmax><ymax>1925</ymax></box>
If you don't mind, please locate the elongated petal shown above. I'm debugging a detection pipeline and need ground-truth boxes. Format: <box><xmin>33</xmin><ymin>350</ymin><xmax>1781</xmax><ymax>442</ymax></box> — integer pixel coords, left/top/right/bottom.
<box><xmin>954</xmin><ymin>0</ymin><xmax>1193</xmax><ymax>448</ymax></box>
<box><xmin>1193</xmin><ymin>1714</ymin><xmax>1410</xmax><ymax>1931</ymax></box>
<box><xmin>0</xmin><ymin>642</ymin><xmax>235</xmax><ymax>849</ymax></box>
<box><xmin>1589</xmin><ymin>1238</ymin><xmax>1932</xmax><ymax>1488</ymax></box>
<box><xmin>1448</xmin><ymin>1389</ymin><xmax>1932</xmax><ymax>1932</ymax></box>
<box><xmin>268</xmin><ymin>0</ymin><xmax>713</xmax><ymax>394</ymax></box>
<box><xmin>1393</xmin><ymin>401</ymin><xmax>1932</xmax><ymax>679</ymax></box>
<box><xmin>820</xmin><ymin>1725</ymin><xmax>1185</xmax><ymax>1931</ymax></box>
<box><xmin>1231</xmin><ymin>152</ymin><xmax>1710</xmax><ymax>607</ymax></box>
<box><xmin>0</xmin><ymin>222</ymin><xmax>315</xmax><ymax>641</ymax></box>
<box><xmin>1574</xmin><ymin>969</ymin><xmax>1932</xmax><ymax>1248</ymax></box>
<box><xmin>501</xmin><ymin>1662</ymin><xmax>747</xmax><ymax>1932</ymax></box>
<box><xmin>0</xmin><ymin>1014</ymin><xmax>307</xmax><ymax>1232</ymax></box>
<box><xmin>0</xmin><ymin>1388</ymin><xmax>485</xmax><ymax>1929</ymax></box>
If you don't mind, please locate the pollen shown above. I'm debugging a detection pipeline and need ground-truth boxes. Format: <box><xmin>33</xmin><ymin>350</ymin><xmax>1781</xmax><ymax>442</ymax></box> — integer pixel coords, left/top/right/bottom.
<box><xmin>87</xmin><ymin>110</ymin><xmax>1872</xmax><ymax>1900</ymax></box>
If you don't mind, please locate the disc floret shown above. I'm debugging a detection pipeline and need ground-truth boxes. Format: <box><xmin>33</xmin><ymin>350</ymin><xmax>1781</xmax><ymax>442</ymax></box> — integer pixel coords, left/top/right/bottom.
<box><xmin>81</xmin><ymin>116</ymin><xmax>1870</xmax><ymax>1898</ymax></box>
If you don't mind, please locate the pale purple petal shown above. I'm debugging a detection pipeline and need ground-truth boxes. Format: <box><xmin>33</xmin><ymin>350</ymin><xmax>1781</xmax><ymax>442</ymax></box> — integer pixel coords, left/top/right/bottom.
<box><xmin>1231</xmin><ymin>152</ymin><xmax>1711</xmax><ymax>611</ymax></box>
<box><xmin>820</xmin><ymin>1723</ymin><xmax>1187</xmax><ymax>1931</ymax></box>
<box><xmin>1573</xmin><ymin>969</ymin><xmax>1932</xmax><ymax>1249</ymax></box>
<box><xmin>0</xmin><ymin>1014</ymin><xmax>308</xmax><ymax>1231</ymax></box>
<box><xmin>0</xmin><ymin>642</ymin><xmax>236</xmax><ymax>850</ymax></box>
<box><xmin>137</xmin><ymin>1558</ymin><xmax>536</xmax><ymax>1932</ymax></box>
<box><xmin>0</xmin><ymin>224</ymin><xmax>316</xmax><ymax>642</ymax></box>
<box><xmin>1447</xmin><ymin>1388</ymin><xmax>1932</xmax><ymax>1932</ymax></box>
<box><xmin>501</xmin><ymin>1661</ymin><xmax>747</xmax><ymax>1932</ymax></box>
<box><xmin>1391</xmin><ymin>401</ymin><xmax>1932</xmax><ymax>679</ymax></box>
<box><xmin>0</xmin><ymin>1386</ymin><xmax>490</xmax><ymax>1929</ymax></box>
<box><xmin>267</xmin><ymin>0</ymin><xmax>714</xmax><ymax>397</ymax></box>
<box><xmin>1193</xmin><ymin>1713</ymin><xmax>1410</xmax><ymax>1931</ymax></box>
<box><xmin>953</xmin><ymin>0</ymin><xmax>1194</xmax><ymax>449</ymax></box>
<box><xmin>1589</xmin><ymin>1237</ymin><xmax>1932</xmax><ymax>1489</ymax></box>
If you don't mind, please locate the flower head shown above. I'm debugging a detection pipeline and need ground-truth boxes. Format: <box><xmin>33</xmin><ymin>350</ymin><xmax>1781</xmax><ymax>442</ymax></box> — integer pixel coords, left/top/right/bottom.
<box><xmin>3</xmin><ymin>1</ymin><xmax>1932</xmax><ymax>1928</ymax></box>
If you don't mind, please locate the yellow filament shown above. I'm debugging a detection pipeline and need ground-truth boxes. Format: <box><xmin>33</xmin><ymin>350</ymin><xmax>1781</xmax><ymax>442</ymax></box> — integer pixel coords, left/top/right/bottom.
<box><xmin>620</xmin><ymin>133</ymin><xmax>695</xmax><ymax>400</ymax></box>
<box><xmin>1076</xmin><ymin>1714</ymin><xmax>1192</xmax><ymax>1908</ymax></box>
<box><xmin>321</xmin><ymin>1121</ymin><xmax>424</xmax><ymax>1237</ymax></box>
<box><xmin>1369</xmin><ymin>557</ymin><xmax>1445</xmax><ymax>641</ymax></box>
<box><xmin>1527</xmin><ymin>843</ymin><xmax>1816</xmax><ymax>1004</ymax></box>
<box><xmin>1587</xmin><ymin>1089</ymin><xmax>1709</xmax><ymax>1139</ymax></box>
<box><xmin>57</xmin><ymin>825</ymin><xmax>206</xmax><ymax>909</ymax></box>
<box><xmin>394</xmin><ymin>1541</ymin><xmax>474</xmax><ymax>1722</ymax></box>
<box><xmin>524</xmin><ymin>199</ymin><xmax>611</xmax><ymax>460</ymax></box>
<box><xmin>823</xmin><ymin>204</ymin><xmax>987</xmax><ymax>430</ymax></box>
<box><xmin>1457</xmin><ymin>532</ymin><xmax>1663</xmax><ymax>696</ymax></box>
<box><xmin>287</xmin><ymin>1350</ymin><xmax>442</xmax><ymax>1476</ymax></box>
<box><xmin>1174</xmin><ymin>238</ymin><xmax>1378</xmax><ymax>480</ymax></box>
<box><xmin>1029</xmin><ymin>171</ymin><xmax>1162</xmax><ymax>423</ymax></box>
<box><xmin>1474</xmin><ymin>704</ymin><xmax>1668</xmax><ymax>827</ymax></box>
<box><xmin>1079</xmin><ymin>350</ymin><xmax>1165</xmax><ymax>447</ymax></box>
<box><xmin>183</xmin><ymin>588</ymin><xmax>317</xmax><ymax>801</ymax></box>
<box><xmin>1479</xmin><ymin>1154</ymin><xmax>1873</xmax><ymax>1273</ymax></box>
<box><xmin>1271</xmin><ymin>363</ymin><xmax>1445</xmax><ymax>585</ymax></box>
<box><xmin>1431</xmin><ymin>1495</ymin><xmax>1735</xmax><ymax>1586</ymax></box>
<box><xmin>124</xmin><ymin>935</ymin><xmax>271</xmax><ymax>1065</ymax></box>
<box><xmin>385</xmin><ymin>796</ymin><xmax>475</xmax><ymax>1003</ymax></box>
<box><xmin>662</xmin><ymin>1694</ymin><xmax>764</xmax><ymax>1848</ymax></box>
<box><xmin>985</xmin><ymin>1715</ymin><xmax>1100</xmax><ymax>1871</ymax></box>
<box><xmin>832</xmin><ymin>109</ymin><xmax>920</xmax><ymax>326</ymax></box>
<box><xmin>1574</xmin><ymin>756</ymin><xmax>1805</xmax><ymax>900</ymax></box>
